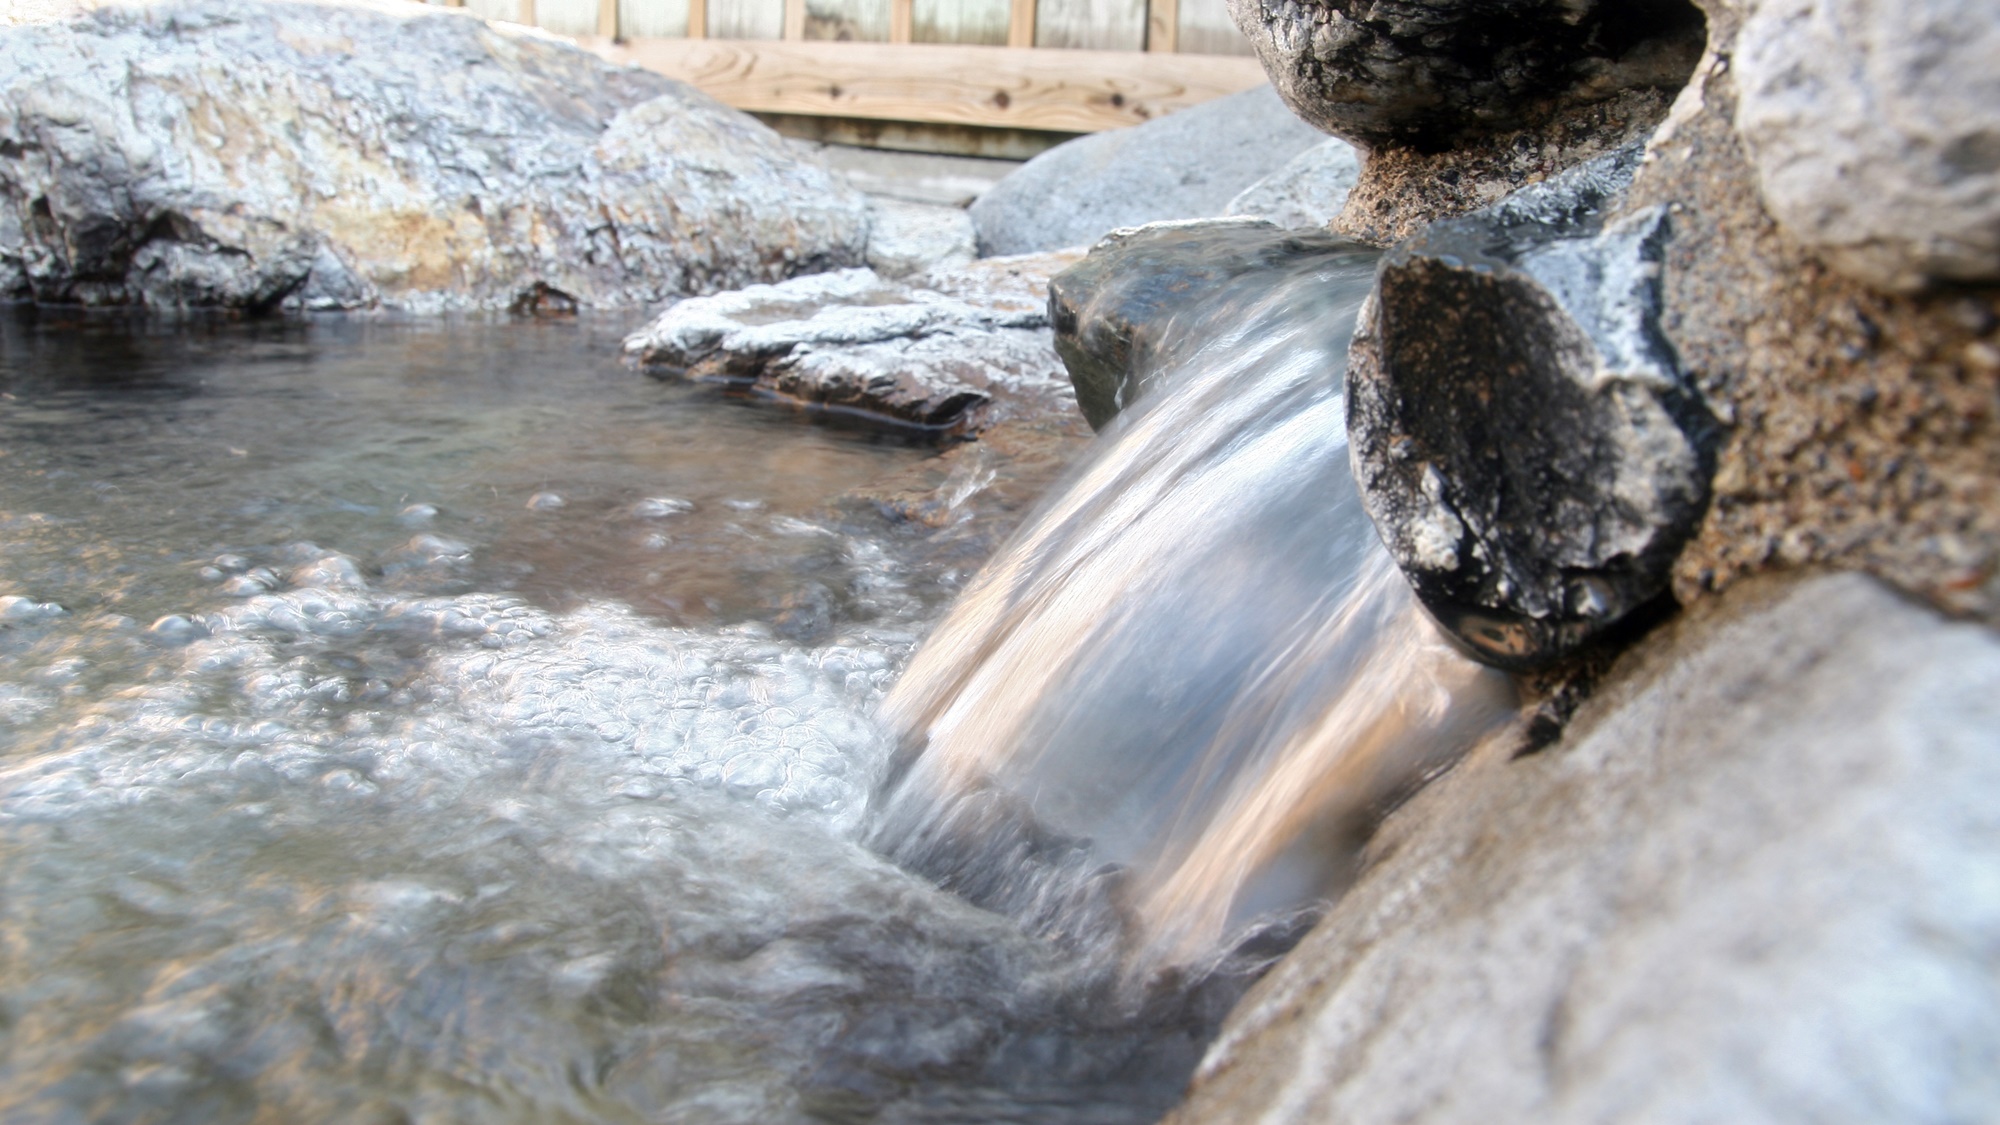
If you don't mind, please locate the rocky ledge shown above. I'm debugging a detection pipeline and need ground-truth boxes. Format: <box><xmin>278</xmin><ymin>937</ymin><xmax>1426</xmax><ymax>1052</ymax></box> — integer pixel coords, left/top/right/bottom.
<box><xmin>0</xmin><ymin>0</ymin><xmax>868</xmax><ymax>310</ymax></box>
<box><xmin>623</xmin><ymin>252</ymin><xmax>1083</xmax><ymax>434</ymax></box>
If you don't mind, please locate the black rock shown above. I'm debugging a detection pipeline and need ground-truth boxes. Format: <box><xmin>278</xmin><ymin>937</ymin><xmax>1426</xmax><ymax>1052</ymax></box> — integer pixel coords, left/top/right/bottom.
<box><xmin>1347</xmin><ymin>148</ymin><xmax>1718</xmax><ymax>668</ymax></box>
<box><xmin>1049</xmin><ymin>219</ymin><xmax>1374</xmax><ymax>430</ymax></box>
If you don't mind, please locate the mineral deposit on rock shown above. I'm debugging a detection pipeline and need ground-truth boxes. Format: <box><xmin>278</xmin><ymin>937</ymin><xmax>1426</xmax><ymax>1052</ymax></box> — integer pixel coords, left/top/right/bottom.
<box><xmin>0</xmin><ymin>0</ymin><xmax>869</xmax><ymax>310</ymax></box>
<box><xmin>624</xmin><ymin>253</ymin><xmax>1082</xmax><ymax>431</ymax></box>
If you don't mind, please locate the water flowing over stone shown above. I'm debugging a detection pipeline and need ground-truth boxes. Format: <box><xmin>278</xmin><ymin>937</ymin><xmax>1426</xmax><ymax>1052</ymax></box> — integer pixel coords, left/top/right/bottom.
<box><xmin>873</xmin><ymin>240</ymin><xmax>1516</xmax><ymax>971</ymax></box>
<box><xmin>0</xmin><ymin>0</ymin><xmax>869</xmax><ymax>310</ymax></box>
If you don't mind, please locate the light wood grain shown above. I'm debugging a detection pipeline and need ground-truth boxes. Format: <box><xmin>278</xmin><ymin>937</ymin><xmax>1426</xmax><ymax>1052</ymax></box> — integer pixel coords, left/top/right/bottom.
<box><xmin>1144</xmin><ymin>0</ymin><xmax>1173</xmax><ymax>51</ymax></box>
<box><xmin>579</xmin><ymin>36</ymin><xmax>1263</xmax><ymax>131</ymax></box>
<box><xmin>598</xmin><ymin>0</ymin><xmax>618</xmax><ymax>35</ymax></box>
<box><xmin>783</xmin><ymin>0</ymin><xmax>806</xmax><ymax>38</ymax></box>
<box><xmin>686</xmin><ymin>0</ymin><xmax>705</xmax><ymax>37</ymax></box>
<box><xmin>889</xmin><ymin>0</ymin><xmax>912</xmax><ymax>42</ymax></box>
<box><xmin>1005</xmin><ymin>0</ymin><xmax>1032</xmax><ymax>46</ymax></box>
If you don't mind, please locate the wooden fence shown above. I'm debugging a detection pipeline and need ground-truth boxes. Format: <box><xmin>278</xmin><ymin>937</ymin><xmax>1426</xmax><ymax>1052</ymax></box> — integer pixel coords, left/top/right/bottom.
<box><xmin>421</xmin><ymin>0</ymin><xmax>1266</xmax><ymax>136</ymax></box>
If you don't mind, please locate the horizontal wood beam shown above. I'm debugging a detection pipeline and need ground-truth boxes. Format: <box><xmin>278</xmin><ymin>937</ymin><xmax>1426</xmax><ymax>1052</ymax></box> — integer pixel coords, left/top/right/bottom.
<box><xmin>575</xmin><ymin>37</ymin><xmax>1266</xmax><ymax>133</ymax></box>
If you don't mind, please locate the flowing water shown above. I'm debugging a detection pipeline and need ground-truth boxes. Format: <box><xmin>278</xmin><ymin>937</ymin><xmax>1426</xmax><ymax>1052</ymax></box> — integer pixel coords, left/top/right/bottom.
<box><xmin>873</xmin><ymin>245</ymin><xmax>1517</xmax><ymax>971</ymax></box>
<box><xmin>0</xmin><ymin>247</ymin><xmax>1514</xmax><ymax>1124</ymax></box>
<box><xmin>0</xmin><ymin>310</ymin><xmax>1215</xmax><ymax>1124</ymax></box>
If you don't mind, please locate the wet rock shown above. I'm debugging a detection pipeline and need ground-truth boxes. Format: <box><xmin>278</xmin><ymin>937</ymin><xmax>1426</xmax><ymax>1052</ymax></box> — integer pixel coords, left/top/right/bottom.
<box><xmin>0</xmin><ymin>0</ymin><xmax>867</xmax><ymax>310</ymax></box>
<box><xmin>1224</xmin><ymin>139</ymin><xmax>1361</xmax><ymax>231</ymax></box>
<box><xmin>1228</xmin><ymin>0</ymin><xmax>1706</xmax><ymax>150</ymax></box>
<box><xmin>1048</xmin><ymin>219</ymin><xmax>1374</xmax><ymax>430</ymax></box>
<box><xmin>1731</xmin><ymin>0</ymin><xmax>2000</xmax><ymax>291</ymax></box>
<box><xmin>1166</xmin><ymin>572</ymin><xmax>2000</xmax><ymax>1124</ymax></box>
<box><xmin>864</xmin><ymin>199</ymin><xmax>976</xmax><ymax>279</ymax></box>
<box><xmin>1347</xmin><ymin>148</ymin><xmax>1715</xmax><ymax>668</ymax></box>
<box><xmin>967</xmin><ymin>86</ymin><xmax>1328</xmax><ymax>257</ymax></box>
<box><xmin>624</xmin><ymin>253</ymin><xmax>1082</xmax><ymax>432</ymax></box>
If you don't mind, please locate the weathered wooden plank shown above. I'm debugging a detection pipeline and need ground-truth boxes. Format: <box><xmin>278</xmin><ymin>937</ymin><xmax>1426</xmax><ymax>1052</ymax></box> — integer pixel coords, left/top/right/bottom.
<box><xmin>707</xmin><ymin>0</ymin><xmax>783</xmax><ymax>39</ymax></box>
<box><xmin>888</xmin><ymin>0</ymin><xmax>912</xmax><ymax>43</ymax></box>
<box><xmin>618</xmin><ymin>0</ymin><xmax>690</xmax><ymax>38</ymax></box>
<box><xmin>597</xmin><ymin>0</ymin><xmax>618</xmax><ymax>35</ymax></box>
<box><xmin>1032</xmin><ymin>0</ymin><xmax>1143</xmax><ymax>51</ymax></box>
<box><xmin>1174</xmin><ymin>0</ymin><xmax>1248</xmax><ymax>55</ymax></box>
<box><xmin>577</xmin><ymin>37</ymin><xmax>1264</xmax><ymax>131</ymax></box>
<box><xmin>907</xmin><ymin>0</ymin><xmax>1008</xmax><ymax>45</ymax></box>
<box><xmin>1144</xmin><ymin>0</ymin><xmax>1173</xmax><ymax>51</ymax></box>
<box><xmin>686</xmin><ymin>0</ymin><xmax>705</xmax><ymax>37</ymax></box>
<box><xmin>533</xmin><ymin>0</ymin><xmax>600</xmax><ymax>34</ymax></box>
<box><xmin>1005</xmin><ymin>0</ymin><xmax>1032</xmax><ymax>46</ymax></box>
<box><xmin>799</xmin><ymin>0</ymin><xmax>890</xmax><ymax>40</ymax></box>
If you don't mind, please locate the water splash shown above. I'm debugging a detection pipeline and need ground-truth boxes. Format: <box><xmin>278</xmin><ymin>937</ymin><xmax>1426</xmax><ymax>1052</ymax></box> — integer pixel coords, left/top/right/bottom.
<box><xmin>871</xmin><ymin>243</ymin><xmax>1518</xmax><ymax>970</ymax></box>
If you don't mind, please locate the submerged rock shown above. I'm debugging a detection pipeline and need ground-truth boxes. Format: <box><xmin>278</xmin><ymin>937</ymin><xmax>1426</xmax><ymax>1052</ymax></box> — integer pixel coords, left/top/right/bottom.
<box><xmin>967</xmin><ymin>86</ymin><xmax>1330</xmax><ymax>257</ymax></box>
<box><xmin>0</xmin><ymin>0</ymin><xmax>868</xmax><ymax>310</ymax></box>
<box><xmin>1731</xmin><ymin>0</ymin><xmax>2000</xmax><ymax>291</ymax></box>
<box><xmin>1347</xmin><ymin>148</ymin><xmax>1717</xmax><ymax>667</ymax></box>
<box><xmin>623</xmin><ymin>253</ymin><xmax>1081</xmax><ymax>431</ymax></box>
<box><xmin>1227</xmin><ymin>0</ymin><xmax>1707</xmax><ymax>150</ymax></box>
<box><xmin>1048</xmin><ymin>219</ymin><xmax>1374</xmax><ymax>430</ymax></box>
<box><xmin>1167</xmin><ymin>571</ymin><xmax>2000</xmax><ymax>1124</ymax></box>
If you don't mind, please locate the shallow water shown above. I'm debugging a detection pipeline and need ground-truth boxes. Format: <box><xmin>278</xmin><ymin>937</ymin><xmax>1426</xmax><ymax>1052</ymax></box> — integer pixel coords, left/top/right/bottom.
<box><xmin>0</xmin><ymin>310</ymin><xmax>1209</xmax><ymax>1124</ymax></box>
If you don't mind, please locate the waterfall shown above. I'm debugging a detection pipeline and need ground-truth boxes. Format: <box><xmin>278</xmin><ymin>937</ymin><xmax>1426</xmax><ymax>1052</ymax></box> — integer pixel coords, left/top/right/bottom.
<box><xmin>870</xmin><ymin>240</ymin><xmax>1518</xmax><ymax>971</ymax></box>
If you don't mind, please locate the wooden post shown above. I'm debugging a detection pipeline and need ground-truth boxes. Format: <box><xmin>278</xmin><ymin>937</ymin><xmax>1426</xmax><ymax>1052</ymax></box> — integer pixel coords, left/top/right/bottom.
<box><xmin>1006</xmin><ymin>0</ymin><xmax>1034</xmax><ymax>47</ymax></box>
<box><xmin>686</xmin><ymin>0</ymin><xmax>706</xmax><ymax>37</ymax></box>
<box><xmin>518</xmin><ymin>0</ymin><xmax>535</xmax><ymax>24</ymax></box>
<box><xmin>783</xmin><ymin>0</ymin><xmax>808</xmax><ymax>39</ymax></box>
<box><xmin>598</xmin><ymin>0</ymin><xmax>618</xmax><ymax>36</ymax></box>
<box><xmin>889</xmin><ymin>0</ymin><xmax>912</xmax><ymax>44</ymax></box>
<box><xmin>1146</xmin><ymin>0</ymin><xmax>1176</xmax><ymax>51</ymax></box>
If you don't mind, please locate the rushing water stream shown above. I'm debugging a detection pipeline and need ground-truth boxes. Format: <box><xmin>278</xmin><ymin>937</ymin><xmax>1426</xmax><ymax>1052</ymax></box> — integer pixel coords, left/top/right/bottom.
<box><xmin>1</xmin><ymin>250</ymin><xmax>1512</xmax><ymax>1123</ymax></box>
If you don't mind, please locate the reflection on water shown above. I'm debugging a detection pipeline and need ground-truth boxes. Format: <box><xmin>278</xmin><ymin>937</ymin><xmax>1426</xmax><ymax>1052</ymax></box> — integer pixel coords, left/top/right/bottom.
<box><xmin>0</xmin><ymin>310</ymin><xmax>1203</xmax><ymax>1124</ymax></box>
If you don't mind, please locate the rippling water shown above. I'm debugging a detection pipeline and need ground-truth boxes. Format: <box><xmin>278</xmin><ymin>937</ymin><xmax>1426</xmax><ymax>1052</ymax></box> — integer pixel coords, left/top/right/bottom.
<box><xmin>0</xmin><ymin>310</ymin><xmax>1208</xmax><ymax>1124</ymax></box>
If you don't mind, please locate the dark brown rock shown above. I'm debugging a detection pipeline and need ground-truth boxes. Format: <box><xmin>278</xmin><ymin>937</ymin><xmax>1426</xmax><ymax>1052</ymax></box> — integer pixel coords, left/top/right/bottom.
<box><xmin>1227</xmin><ymin>0</ymin><xmax>1705</xmax><ymax>151</ymax></box>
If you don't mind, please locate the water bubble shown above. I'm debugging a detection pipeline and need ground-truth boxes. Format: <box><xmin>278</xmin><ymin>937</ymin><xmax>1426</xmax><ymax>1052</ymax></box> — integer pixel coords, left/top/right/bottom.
<box><xmin>397</xmin><ymin>503</ymin><xmax>440</xmax><ymax>526</ymax></box>
<box><xmin>722</xmin><ymin>498</ymin><xmax>765</xmax><ymax>512</ymax></box>
<box><xmin>221</xmin><ymin>569</ymin><xmax>280</xmax><ymax>597</ymax></box>
<box><xmin>147</xmin><ymin>615</ymin><xmax>208</xmax><ymax>646</ymax></box>
<box><xmin>527</xmin><ymin>492</ymin><xmax>566</xmax><ymax>511</ymax></box>
<box><xmin>633</xmin><ymin>497</ymin><xmax>695</xmax><ymax>519</ymax></box>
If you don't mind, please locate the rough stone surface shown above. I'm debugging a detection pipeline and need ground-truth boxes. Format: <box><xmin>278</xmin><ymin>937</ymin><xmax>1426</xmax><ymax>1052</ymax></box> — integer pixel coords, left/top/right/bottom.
<box><xmin>624</xmin><ymin>252</ymin><xmax>1082</xmax><ymax>432</ymax></box>
<box><xmin>1223</xmin><ymin>139</ymin><xmax>1361</xmax><ymax>230</ymax></box>
<box><xmin>863</xmin><ymin>198</ymin><xmax>976</xmax><ymax>279</ymax></box>
<box><xmin>1348</xmin><ymin>148</ymin><xmax>1717</xmax><ymax>667</ymax></box>
<box><xmin>1622</xmin><ymin>37</ymin><xmax>2000</xmax><ymax>623</ymax></box>
<box><xmin>0</xmin><ymin>0</ymin><xmax>868</xmax><ymax>310</ymax></box>
<box><xmin>1167</xmin><ymin>571</ymin><xmax>2000</xmax><ymax>1125</ymax></box>
<box><xmin>1048</xmin><ymin>219</ymin><xmax>1374</xmax><ymax>430</ymax></box>
<box><xmin>1331</xmin><ymin>88</ymin><xmax>1677</xmax><ymax>247</ymax></box>
<box><xmin>966</xmin><ymin>86</ymin><xmax>1328</xmax><ymax>257</ymax></box>
<box><xmin>1732</xmin><ymin>0</ymin><xmax>2000</xmax><ymax>291</ymax></box>
<box><xmin>1227</xmin><ymin>0</ymin><xmax>1705</xmax><ymax>150</ymax></box>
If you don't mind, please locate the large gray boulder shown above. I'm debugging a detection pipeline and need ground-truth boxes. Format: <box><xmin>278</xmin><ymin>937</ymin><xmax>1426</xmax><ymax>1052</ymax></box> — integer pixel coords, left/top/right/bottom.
<box><xmin>967</xmin><ymin>85</ymin><xmax>1332</xmax><ymax>257</ymax></box>
<box><xmin>0</xmin><ymin>0</ymin><xmax>869</xmax><ymax>310</ymax></box>
<box><xmin>1347</xmin><ymin>148</ymin><xmax>1717</xmax><ymax>668</ymax></box>
<box><xmin>1167</xmin><ymin>571</ymin><xmax>2000</xmax><ymax>1124</ymax></box>
<box><xmin>1226</xmin><ymin>0</ymin><xmax>1706</xmax><ymax>149</ymax></box>
<box><xmin>1732</xmin><ymin>0</ymin><xmax>2000</xmax><ymax>291</ymax></box>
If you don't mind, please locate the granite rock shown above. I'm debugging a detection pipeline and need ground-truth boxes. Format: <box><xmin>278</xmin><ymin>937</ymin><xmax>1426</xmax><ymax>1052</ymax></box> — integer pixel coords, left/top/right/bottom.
<box><xmin>0</xmin><ymin>0</ymin><xmax>868</xmax><ymax>310</ymax></box>
<box><xmin>1223</xmin><ymin>139</ymin><xmax>1361</xmax><ymax>231</ymax></box>
<box><xmin>1731</xmin><ymin>0</ymin><xmax>2000</xmax><ymax>291</ymax></box>
<box><xmin>1168</xmin><ymin>571</ymin><xmax>2000</xmax><ymax>1124</ymax></box>
<box><xmin>863</xmin><ymin>198</ymin><xmax>977</xmax><ymax>279</ymax></box>
<box><xmin>967</xmin><ymin>85</ymin><xmax>1328</xmax><ymax>257</ymax></box>
<box><xmin>623</xmin><ymin>252</ymin><xmax>1082</xmax><ymax>432</ymax></box>
<box><xmin>1347</xmin><ymin>148</ymin><xmax>1717</xmax><ymax>667</ymax></box>
<box><xmin>1048</xmin><ymin>219</ymin><xmax>1374</xmax><ymax>430</ymax></box>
